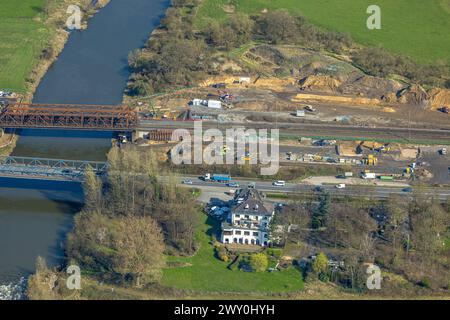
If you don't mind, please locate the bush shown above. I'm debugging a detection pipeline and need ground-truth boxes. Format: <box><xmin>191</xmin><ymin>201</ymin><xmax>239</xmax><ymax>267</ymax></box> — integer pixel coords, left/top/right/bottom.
<box><xmin>249</xmin><ymin>253</ymin><xmax>269</xmax><ymax>272</ymax></box>
<box><xmin>266</xmin><ymin>248</ymin><xmax>283</xmax><ymax>259</ymax></box>
<box><xmin>214</xmin><ymin>244</ymin><xmax>229</xmax><ymax>262</ymax></box>
<box><xmin>418</xmin><ymin>277</ymin><xmax>431</xmax><ymax>288</ymax></box>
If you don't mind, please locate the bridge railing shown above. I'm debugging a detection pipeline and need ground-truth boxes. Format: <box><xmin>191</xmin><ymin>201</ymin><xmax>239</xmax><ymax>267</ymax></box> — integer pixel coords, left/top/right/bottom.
<box><xmin>0</xmin><ymin>156</ymin><xmax>108</xmax><ymax>179</ymax></box>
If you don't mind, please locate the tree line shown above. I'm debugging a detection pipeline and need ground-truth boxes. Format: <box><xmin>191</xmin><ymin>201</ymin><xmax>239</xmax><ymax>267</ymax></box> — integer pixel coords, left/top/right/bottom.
<box><xmin>275</xmin><ymin>190</ymin><xmax>450</xmax><ymax>292</ymax></box>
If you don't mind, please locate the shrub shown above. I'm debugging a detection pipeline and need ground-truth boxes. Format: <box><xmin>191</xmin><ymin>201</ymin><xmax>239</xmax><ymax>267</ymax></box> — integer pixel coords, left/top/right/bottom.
<box><xmin>249</xmin><ymin>253</ymin><xmax>269</xmax><ymax>272</ymax></box>
<box><xmin>266</xmin><ymin>248</ymin><xmax>283</xmax><ymax>259</ymax></box>
<box><xmin>418</xmin><ymin>277</ymin><xmax>431</xmax><ymax>288</ymax></box>
<box><xmin>214</xmin><ymin>244</ymin><xmax>229</xmax><ymax>262</ymax></box>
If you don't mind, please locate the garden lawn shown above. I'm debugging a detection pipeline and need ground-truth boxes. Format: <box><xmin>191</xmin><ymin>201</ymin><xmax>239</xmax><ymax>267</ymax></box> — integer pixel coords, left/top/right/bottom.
<box><xmin>196</xmin><ymin>0</ymin><xmax>450</xmax><ymax>64</ymax></box>
<box><xmin>162</xmin><ymin>214</ymin><xmax>304</xmax><ymax>293</ymax></box>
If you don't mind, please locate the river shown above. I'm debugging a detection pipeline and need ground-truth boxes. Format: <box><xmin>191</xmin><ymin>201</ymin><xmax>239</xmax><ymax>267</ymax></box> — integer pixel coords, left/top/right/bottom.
<box><xmin>0</xmin><ymin>0</ymin><xmax>169</xmax><ymax>298</ymax></box>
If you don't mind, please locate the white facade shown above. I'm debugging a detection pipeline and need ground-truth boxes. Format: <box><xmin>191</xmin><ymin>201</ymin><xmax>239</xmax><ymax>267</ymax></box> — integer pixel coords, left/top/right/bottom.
<box><xmin>220</xmin><ymin>189</ymin><xmax>273</xmax><ymax>246</ymax></box>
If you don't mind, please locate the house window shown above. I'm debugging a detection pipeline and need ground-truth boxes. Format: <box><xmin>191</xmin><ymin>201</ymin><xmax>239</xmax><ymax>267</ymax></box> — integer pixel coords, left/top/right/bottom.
<box><xmin>235</xmin><ymin>214</ymin><xmax>240</xmax><ymax>218</ymax></box>
<box><xmin>245</xmin><ymin>239</ymin><xmax>249</xmax><ymax>244</ymax></box>
<box><xmin>245</xmin><ymin>215</ymin><xmax>250</xmax><ymax>219</ymax></box>
<box><xmin>254</xmin><ymin>216</ymin><xmax>259</xmax><ymax>221</ymax></box>
<box><xmin>253</xmin><ymin>232</ymin><xmax>259</xmax><ymax>236</ymax></box>
<box><xmin>225</xmin><ymin>238</ymin><xmax>229</xmax><ymax>244</ymax></box>
<box><xmin>264</xmin><ymin>234</ymin><xmax>268</xmax><ymax>239</ymax></box>
<box><xmin>244</xmin><ymin>231</ymin><xmax>250</xmax><ymax>236</ymax></box>
<box><xmin>235</xmin><ymin>230</ymin><xmax>241</xmax><ymax>235</ymax></box>
<box><xmin>251</xmin><ymin>239</ymin><xmax>255</xmax><ymax>245</ymax></box>
<box><xmin>233</xmin><ymin>238</ymin><xmax>237</xmax><ymax>243</ymax></box>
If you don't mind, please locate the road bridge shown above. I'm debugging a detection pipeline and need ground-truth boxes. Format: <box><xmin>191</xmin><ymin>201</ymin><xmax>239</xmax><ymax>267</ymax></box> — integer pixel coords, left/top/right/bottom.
<box><xmin>0</xmin><ymin>102</ymin><xmax>138</xmax><ymax>131</ymax></box>
<box><xmin>0</xmin><ymin>156</ymin><xmax>108</xmax><ymax>181</ymax></box>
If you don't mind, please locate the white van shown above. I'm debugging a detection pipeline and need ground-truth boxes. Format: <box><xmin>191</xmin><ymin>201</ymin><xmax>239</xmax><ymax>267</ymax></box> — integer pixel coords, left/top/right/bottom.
<box><xmin>336</xmin><ymin>184</ymin><xmax>346</xmax><ymax>189</ymax></box>
<box><xmin>273</xmin><ymin>180</ymin><xmax>286</xmax><ymax>187</ymax></box>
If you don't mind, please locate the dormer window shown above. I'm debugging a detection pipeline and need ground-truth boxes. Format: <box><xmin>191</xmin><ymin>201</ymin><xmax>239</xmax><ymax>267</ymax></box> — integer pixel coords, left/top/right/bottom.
<box><xmin>244</xmin><ymin>204</ymin><xmax>249</xmax><ymax>210</ymax></box>
<box><xmin>254</xmin><ymin>204</ymin><xmax>259</xmax><ymax>210</ymax></box>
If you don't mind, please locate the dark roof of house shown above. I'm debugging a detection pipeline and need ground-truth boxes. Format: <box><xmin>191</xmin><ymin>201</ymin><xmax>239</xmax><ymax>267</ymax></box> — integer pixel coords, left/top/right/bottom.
<box><xmin>232</xmin><ymin>188</ymin><xmax>272</xmax><ymax>216</ymax></box>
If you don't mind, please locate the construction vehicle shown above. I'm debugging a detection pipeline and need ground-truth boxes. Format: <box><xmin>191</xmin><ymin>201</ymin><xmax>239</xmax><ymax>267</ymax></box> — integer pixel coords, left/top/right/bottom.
<box><xmin>304</xmin><ymin>105</ymin><xmax>316</xmax><ymax>112</ymax></box>
<box><xmin>364</xmin><ymin>154</ymin><xmax>378</xmax><ymax>166</ymax></box>
<box><xmin>375</xmin><ymin>143</ymin><xmax>391</xmax><ymax>153</ymax></box>
<box><xmin>438</xmin><ymin>106</ymin><xmax>449</xmax><ymax>114</ymax></box>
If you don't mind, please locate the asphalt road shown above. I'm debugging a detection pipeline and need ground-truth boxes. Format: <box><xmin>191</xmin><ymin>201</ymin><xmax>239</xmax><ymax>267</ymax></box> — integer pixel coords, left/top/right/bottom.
<box><xmin>178</xmin><ymin>176</ymin><xmax>450</xmax><ymax>201</ymax></box>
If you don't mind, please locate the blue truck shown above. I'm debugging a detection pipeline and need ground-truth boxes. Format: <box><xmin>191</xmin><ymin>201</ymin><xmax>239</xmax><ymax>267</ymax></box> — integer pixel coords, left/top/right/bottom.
<box><xmin>204</xmin><ymin>173</ymin><xmax>231</xmax><ymax>182</ymax></box>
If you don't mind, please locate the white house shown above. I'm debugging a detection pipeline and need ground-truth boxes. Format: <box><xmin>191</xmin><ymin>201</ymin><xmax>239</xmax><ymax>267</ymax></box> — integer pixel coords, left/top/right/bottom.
<box><xmin>221</xmin><ymin>188</ymin><xmax>274</xmax><ymax>246</ymax></box>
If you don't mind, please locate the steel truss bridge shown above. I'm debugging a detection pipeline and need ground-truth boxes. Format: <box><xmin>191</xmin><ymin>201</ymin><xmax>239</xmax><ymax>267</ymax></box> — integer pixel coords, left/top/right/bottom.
<box><xmin>0</xmin><ymin>156</ymin><xmax>108</xmax><ymax>181</ymax></box>
<box><xmin>0</xmin><ymin>102</ymin><xmax>138</xmax><ymax>131</ymax></box>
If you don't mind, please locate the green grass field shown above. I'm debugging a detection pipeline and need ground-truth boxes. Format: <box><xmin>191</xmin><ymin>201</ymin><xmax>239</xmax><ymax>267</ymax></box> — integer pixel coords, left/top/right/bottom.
<box><xmin>196</xmin><ymin>0</ymin><xmax>450</xmax><ymax>64</ymax></box>
<box><xmin>162</xmin><ymin>214</ymin><xmax>304</xmax><ymax>293</ymax></box>
<box><xmin>0</xmin><ymin>0</ymin><xmax>49</xmax><ymax>92</ymax></box>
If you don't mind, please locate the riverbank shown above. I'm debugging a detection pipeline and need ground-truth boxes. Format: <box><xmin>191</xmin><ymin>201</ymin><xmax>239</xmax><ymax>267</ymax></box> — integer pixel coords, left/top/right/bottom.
<box><xmin>0</xmin><ymin>131</ymin><xmax>18</xmax><ymax>157</ymax></box>
<box><xmin>0</xmin><ymin>0</ymin><xmax>171</xmax><ymax>300</ymax></box>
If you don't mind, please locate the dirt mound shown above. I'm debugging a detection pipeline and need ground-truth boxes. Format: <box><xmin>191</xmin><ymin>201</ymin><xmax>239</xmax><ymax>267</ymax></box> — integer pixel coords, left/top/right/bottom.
<box><xmin>396</xmin><ymin>84</ymin><xmax>430</xmax><ymax>107</ymax></box>
<box><xmin>299</xmin><ymin>75</ymin><xmax>342</xmax><ymax>93</ymax></box>
<box><xmin>250</xmin><ymin>45</ymin><xmax>285</xmax><ymax>65</ymax></box>
<box><xmin>428</xmin><ymin>88</ymin><xmax>450</xmax><ymax>109</ymax></box>
<box><xmin>339</xmin><ymin>74</ymin><xmax>404</xmax><ymax>99</ymax></box>
<box><xmin>298</xmin><ymin>62</ymin><xmax>328</xmax><ymax>76</ymax></box>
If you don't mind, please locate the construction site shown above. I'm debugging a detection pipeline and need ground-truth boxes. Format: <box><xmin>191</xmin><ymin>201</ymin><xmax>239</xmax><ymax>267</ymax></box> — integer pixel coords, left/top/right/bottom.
<box><xmin>123</xmin><ymin>44</ymin><xmax>450</xmax><ymax>187</ymax></box>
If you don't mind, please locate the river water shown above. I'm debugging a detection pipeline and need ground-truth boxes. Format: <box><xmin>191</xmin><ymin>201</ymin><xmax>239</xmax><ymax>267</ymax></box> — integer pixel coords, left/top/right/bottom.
<box><xmin>0</xmin><ymin>0</ymin><xmax>169</xmax><ymax>298</ymax></box>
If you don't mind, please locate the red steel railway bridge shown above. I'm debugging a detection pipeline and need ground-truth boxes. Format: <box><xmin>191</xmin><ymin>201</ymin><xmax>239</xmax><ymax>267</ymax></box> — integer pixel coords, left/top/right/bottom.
<box><xmin>0</xmin><ymin>102</ymin><xmax>139</xmax><ymax>131</ymax></box>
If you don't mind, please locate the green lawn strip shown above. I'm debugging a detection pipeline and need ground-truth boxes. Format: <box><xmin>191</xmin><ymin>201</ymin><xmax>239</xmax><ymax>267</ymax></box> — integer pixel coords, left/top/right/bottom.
<box><xmin>0</xmin><ymin>0</ymin><xmax>50</xmax><ymax>92</ymax></box>
<box><xmin>195</xmin><ymin>0</ymin><xmax>450</xmax><ymax>64</ymax></box>
<box><xmin>162</xmin><ymin>213</ymin><xmax>304</xmax><ymax>293</ymax></box>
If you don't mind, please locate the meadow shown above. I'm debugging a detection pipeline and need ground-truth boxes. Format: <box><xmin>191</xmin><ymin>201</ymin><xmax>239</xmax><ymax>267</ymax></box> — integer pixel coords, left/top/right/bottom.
<box><xmin>196</xmin><ymin>0</ymin><xmax>450</xmax><ymax>64</ymax></box>
<box><xmin>0</xmin><ymin>0</ymin><xmax>50</xmax><ymax>92</ymax></box>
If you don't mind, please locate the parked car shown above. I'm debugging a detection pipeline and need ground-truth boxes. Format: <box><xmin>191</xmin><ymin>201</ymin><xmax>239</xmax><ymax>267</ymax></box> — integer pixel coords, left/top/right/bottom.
<box><xmin>182</xmin><ymin>179</ymin><xmax>193</xmax><ymax>185</ymax></box>
<box><xmin>272</xmin><ymin>180</ymin><xmax>286</xmax><ymax>187</ymax></box>
<box><xmin>335</xmin><ymin>184</ymin><xmax>346</xmax><ymax>189</ymax></box>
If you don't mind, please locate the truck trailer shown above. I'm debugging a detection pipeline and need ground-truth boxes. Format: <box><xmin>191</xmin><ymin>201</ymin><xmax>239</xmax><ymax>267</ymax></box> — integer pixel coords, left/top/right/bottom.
<box><xmin>204</xmin><ymin>173</ymin><xmax>231</xmax><ymax>182</ymax></box>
